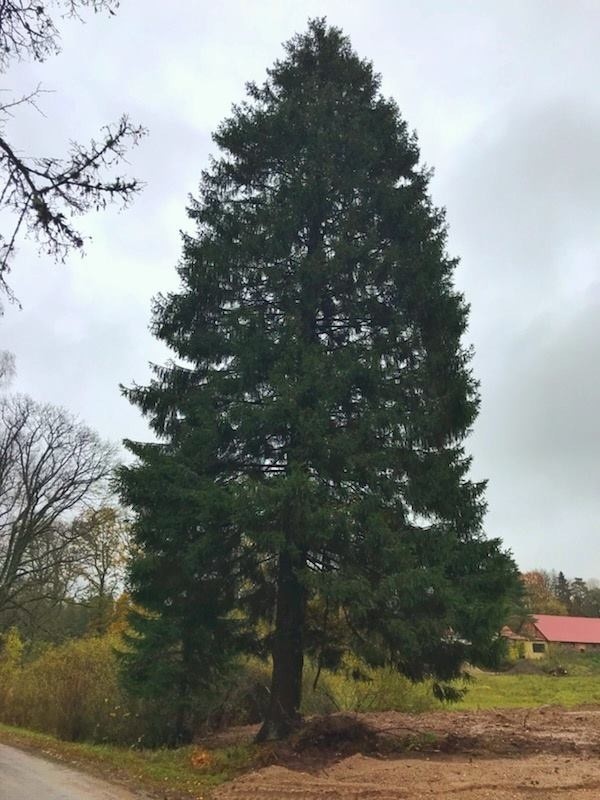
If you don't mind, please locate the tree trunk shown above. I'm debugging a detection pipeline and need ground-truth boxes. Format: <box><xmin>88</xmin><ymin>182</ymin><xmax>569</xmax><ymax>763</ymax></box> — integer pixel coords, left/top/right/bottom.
<box><xmin>256</xmin><ymin>549</ymin><xmax>307</xmax><ymax>741</ymax></box>
<box><xmin>174</xmin><ymin>635</ymin><xmax>194</xmax><ymax>745</ymax></box>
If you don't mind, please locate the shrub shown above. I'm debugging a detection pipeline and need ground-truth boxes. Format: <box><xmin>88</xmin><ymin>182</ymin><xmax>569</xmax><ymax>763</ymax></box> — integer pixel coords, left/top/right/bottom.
<box><xmin>304</xmin><ymin>658</ymin><xmax>442</xmax><ymax>714</ymax></box>
<box><xmin>199</xmin><ymin>655</ymin><xmax>444</xmax><ymax>728</ymax></box>
<box><xmin>0</xmin><ymin>632</ymin><xmax>164</xmax><ymax>744</ymax></box>
<box><xmin>0</xmin><ymin>634</ymin><xmax>127</xmax><ymax>741</ymax></box>
<box><xmin>200</xmin><ymin>658</ymin><xmax>271</xmax><ymax>730</ymax></box>
<box><xmin>0</xmin><ymin>628</ymin><xmax>24</xmax><ymax>713</ymax></box>
<box><xmin>0</xmin><ymin>633</ymin><xmax>444</xmax><ymax>745</ymax></box>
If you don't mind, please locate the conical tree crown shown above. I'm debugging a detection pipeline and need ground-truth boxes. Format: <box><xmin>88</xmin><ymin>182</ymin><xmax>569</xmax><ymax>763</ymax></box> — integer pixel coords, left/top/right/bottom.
<box><xmin>122</xmin><ymin>19</ymin><xmax>517</xmax><ymax>692</ymax></box>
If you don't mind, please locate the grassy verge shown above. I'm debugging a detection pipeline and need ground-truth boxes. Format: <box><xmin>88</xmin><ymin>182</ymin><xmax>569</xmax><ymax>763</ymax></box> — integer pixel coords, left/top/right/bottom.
<box><xmin>0</xmin><ymin>722</ymin><xmax>257</xmax><ymax>799</ymax></box>
<box><xmin>459</xmin><ymin>673</ymin><xmax>600</xmax><ymax>710</ymax></box>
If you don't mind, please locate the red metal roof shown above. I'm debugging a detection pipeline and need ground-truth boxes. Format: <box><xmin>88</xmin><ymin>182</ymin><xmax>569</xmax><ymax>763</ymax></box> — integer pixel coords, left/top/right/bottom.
<box><xmin>533</xmin><ymin>614</ymin><xmax>600</xmax><ymax>644</ymax></box>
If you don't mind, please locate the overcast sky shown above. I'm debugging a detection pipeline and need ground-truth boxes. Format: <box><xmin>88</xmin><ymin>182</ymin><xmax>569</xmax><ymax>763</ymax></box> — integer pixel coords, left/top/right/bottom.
<box><xmin>2</xmin><ymin>0</ymin><xmax>599</xmax><ymax>577</ymax></box>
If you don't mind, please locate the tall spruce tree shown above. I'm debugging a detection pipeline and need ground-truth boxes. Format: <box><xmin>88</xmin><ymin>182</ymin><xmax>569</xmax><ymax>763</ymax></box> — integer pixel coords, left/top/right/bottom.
<box><xmin>120</xmin><ymin>19</ymin><xmax>518</xmax><ymax>741</ymax></box>
<box><xmin>555</xmin><ymin>570</ymin><xmax>572</xmax><ymax>610</ymax></box>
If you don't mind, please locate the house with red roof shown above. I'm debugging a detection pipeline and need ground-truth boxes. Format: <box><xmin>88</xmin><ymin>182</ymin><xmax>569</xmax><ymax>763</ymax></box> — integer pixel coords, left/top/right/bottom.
<box><xmin>530</xmin><ymin>614</ymin><xmax>600</xmax><ymax>652</ymax></box>
<box><xmin>502</xmin><ymin>614</ymin><xmax>600</xmax><ymax>659</ymax></box>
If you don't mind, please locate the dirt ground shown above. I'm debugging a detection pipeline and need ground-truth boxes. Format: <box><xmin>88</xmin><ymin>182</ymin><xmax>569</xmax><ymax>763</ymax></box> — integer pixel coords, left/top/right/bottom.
<box><xmin>213</xmin><ymin>707</ymin><xmax>600</xmax><ymax>799</ymax></box>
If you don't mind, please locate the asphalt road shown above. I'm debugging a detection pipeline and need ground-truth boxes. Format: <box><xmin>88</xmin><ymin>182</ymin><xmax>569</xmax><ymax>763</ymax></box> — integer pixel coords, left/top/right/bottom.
<box><xmin>0</xmin><ymin>743</ymin><xmax>144</xmax><ymax>800</ymax></box>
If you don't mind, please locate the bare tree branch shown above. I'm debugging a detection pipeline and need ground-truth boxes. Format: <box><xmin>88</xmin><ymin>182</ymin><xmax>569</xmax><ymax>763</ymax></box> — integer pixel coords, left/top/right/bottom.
<box><xmin>0</xmin><ymin>1</ymin><xmax>120</xmax><ymax>70</ymax></box>
<box><xmin>0</xmin><ymin>350</ymin><xmax>14</xmax><ymax>387</ymax></box>
<box><xmin>0</xmin><ymin>394</ymin><xmax>115</xmax><ymax>617</ymax></box>
<box><xmin>68</xmin><ymin>505</ymin><xmax>128</xmax><ymax>600</ymax></box>
<box><xmin>0</xmin><ymin>1</ymin><xmax>145</xmax><ymax>301</ymax></box>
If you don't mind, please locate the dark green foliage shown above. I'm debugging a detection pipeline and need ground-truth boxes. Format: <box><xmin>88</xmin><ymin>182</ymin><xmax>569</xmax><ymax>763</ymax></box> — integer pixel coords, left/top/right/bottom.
<box><xmin>570</xmin><ymin>577</ymin><xmax>588</xmax><ymax>616</ymax></box>
<box><xmin>555</xmin><ymin>571</ymin><xmax>572</xmax><ymax>609</ymax></box>
<box><xmin>581</xmin><ymin>588</ymin><xmax>600</xmax><ymax>618</ymax></box>
<box><xmin>117</xmin><ymin>440</ymin><xmax>248</xmax><ymax>744</ymax></box>
<box><xmin>534</xmin><ymin>571</ymin><xmax>600</xmax><ymax>618</ymax></box>
<box><xmin>120</xmin><ymin>19</ymin><xmax>518</xmax><ymax>740</ymax></box>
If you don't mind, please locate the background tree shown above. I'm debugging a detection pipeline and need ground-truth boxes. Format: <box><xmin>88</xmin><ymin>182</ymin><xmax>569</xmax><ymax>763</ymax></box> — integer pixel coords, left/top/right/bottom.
<box><xmin>0</xmin><ymin>0</ymin><xmax>145</xmax><ymax>302</ymax></box>
<box><xmin>570</xmin><ymin>577</ymin><xmax>589</xmax><ymax>616</ymax></box>
<box><xmin>517</xmin><ymin>570</ymin><xmax>600</xmax><ymax>619</ymax></box>
<box><xmin>69</xmin><ymin>505</ymin><xmax>129</xmax><ymax>633</ymax></box>
<box><xmin>521</xmin><ymin>570</ymin><xmax>568</xmax><ymax>615</ymax></box>
<box><xmin>0</xmin><ymin>352</ymin><xmax>15</xmax><ymax>388</ymax></box>
<box><xmin>121</xmin><ymin>19</ymin><xmax>518</xmax><ymax>740</ymax></box>
<box><xmin>554</xmin><ymin>570</ymin><xmax>572</xmax><ymax>610</ymax></box>
<box><xmin>0</xmin><ymin>505</ymin><xmax>128</xmax><ymax>642</ymax></box>
<box><xmin>580</xmin><ymin>586</ymin><xmax>600</xmax><ymax>618</ymax></box>
<box><xmin>0</xmin><ymin>394</ymin><xmax>114</xmax><ymax>624</ymax></box>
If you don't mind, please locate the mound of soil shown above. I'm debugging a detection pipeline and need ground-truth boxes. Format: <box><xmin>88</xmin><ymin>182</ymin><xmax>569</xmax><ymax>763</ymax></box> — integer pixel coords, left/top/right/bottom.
<box><xmin>292</xmin><ymin>714</ymin><xmax>379</xmax><ymax>755</ymax></box>
<box><xmin>504</xmin><ymin>658</ymin><xmax>546</xmax><ymax>675</ymax></box>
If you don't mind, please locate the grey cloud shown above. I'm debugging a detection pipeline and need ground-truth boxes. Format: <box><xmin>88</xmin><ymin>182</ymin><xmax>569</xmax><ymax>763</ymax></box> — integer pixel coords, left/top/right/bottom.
<box><xmin>446</xmin><ymin>99</ymin><xmax>600</xmax><ymax>312</ymax></box>
<box><xmin>469</xmin><ymin>286</ymin><xmax>600</xmax><ymax>574</ymax></box>
<box><xmin>2</xmin><ymin>0</ymin><xmax>600</xmax><ymax>576</ymax></box>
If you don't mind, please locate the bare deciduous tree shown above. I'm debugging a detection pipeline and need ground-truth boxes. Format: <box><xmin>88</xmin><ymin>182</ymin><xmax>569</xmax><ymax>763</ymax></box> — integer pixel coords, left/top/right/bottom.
<box><xmin>0</xmin><ymin>394</ymin><xmax>114</xmax><ymax>617</ymax></box>
<box><xmin>0</xmin><ymin>351</ymin><xmax>15</xmax><ymax>387</ymax></box>
<box><xmin>0</xmin><ymin>0</ymin><xmax>145</xmax><ymax>301</ymax></box>
<box><xmin>70</xmin><ymin>505</ymin><xmax>128</xmax><ymax>599</ymax></box>
<box><xmin>67</xmin><ymin>504</ymin><xmax>129</xmax><ymax>632</ymax></box>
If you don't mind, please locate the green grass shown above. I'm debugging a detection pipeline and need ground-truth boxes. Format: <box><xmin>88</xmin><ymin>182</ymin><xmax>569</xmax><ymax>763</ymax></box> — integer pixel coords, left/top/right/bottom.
<box><xmin>457</xmin><ymin>650</ymin><xmax>600</xmax><ymax>710</ymax></box>
<box><xmin>304</xmin><ymin>652</ymin><xmax>600</xmax><ymax>714</ymax></box>
<box><xmin>458</xmin><ymin>673</ymin><xmax>600</xmax><ymax>710</ymax></box>
<box><xmin>0</xmin><ymin>722</ymin><xmax>257</xmax><ymax>799</ymax></box>
<box><xmin>301</xmin><ymin>660</ymin><xmax>443</xmax><ymax>715</ymax></box>
<box><xmin>304</xmin><ymin>652</ymin><xmax>600</xmax><ymax>715</ymax></box>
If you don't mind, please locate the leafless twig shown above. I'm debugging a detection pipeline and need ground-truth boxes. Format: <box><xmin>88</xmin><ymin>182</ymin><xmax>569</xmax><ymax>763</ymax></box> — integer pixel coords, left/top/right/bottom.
<box><xmin>0</xmin><ymin>1</ymin><xmax>145</xmax><ymax>302</ymax></box>
<box><xmin>0</xmin><ymin>394</ymin><xmax>115</xmax><ymax>616</ymax></box>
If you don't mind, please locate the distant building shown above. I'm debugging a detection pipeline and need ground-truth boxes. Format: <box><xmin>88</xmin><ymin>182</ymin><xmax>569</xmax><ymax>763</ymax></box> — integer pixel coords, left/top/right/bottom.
<box><xmin>529</xmin><ymin>614</ymin><xmax>600</xmax><ymax>652</ymax></box>
<box><xmin>500</xmin><ymin>624</ymin><xmax>546</xmax><ymax>659</ymax></box>
<box><xmin>502</xmin><ymin>614</ymin><xmax>600</xmax><ymax>659</ymax></box>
